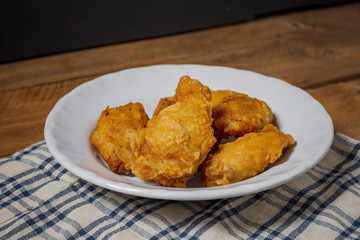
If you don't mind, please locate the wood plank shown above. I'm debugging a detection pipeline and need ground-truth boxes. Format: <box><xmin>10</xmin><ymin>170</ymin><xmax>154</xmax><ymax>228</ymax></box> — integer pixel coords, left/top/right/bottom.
<box><xmin>1</xmin><ymin>76</ymin><xmax>359</xmax><ymax>157</ymax></box>
<box><xmin>1</xmin><ymin>3</ymin><xmax>360</xmax><ymax>92</ymax></box>
<box><xmin>0</xmin><ymin>77</ymin><xmax>92</xmax><ymax>157</ymax></box>
<box><xmin>307</xmin><ymin>78</ymin><xmax>360</xmax><ymax>140</ymax></box>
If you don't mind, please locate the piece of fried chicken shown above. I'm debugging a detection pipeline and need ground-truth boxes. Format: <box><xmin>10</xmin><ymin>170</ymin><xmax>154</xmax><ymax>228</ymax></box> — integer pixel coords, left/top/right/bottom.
<box><xmin>107</xmin><ymin>76</ymin><xmax>216</xmax><ymax>187</ymax></box>
<box><xmin>89</xmin><ymin>103</ymin><xmax>149</xmax><ymax>174</ymax></box>
<box><xmin>203</xmin><ymin>124</ymin><xmax>295</xmax><ymax>187</ymax></box>
<box><xmin>211</xmin><ymin>90</ymin><xmax>273</xmax><ymax>138</ymax></box>
<box><xmin>153</xmin><ymin>90</ymin><xmax>273</xmax><ymax>138</ymax></box>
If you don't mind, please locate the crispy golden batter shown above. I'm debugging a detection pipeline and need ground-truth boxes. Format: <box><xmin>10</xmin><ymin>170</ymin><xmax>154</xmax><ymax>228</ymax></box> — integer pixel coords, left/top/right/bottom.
<box><xmin>89</xmin><ymin>103</ymin><xmax>149</xmax><ymax>174</ymax></box>
<box><xmin>211</xmin><ymin>90</ymin><xmax>248</xmax><ymax>107</ymax></box>
<box><xmin>108</xmin><ymin>76</ymin><xmax>216</xmax><ymax>187</ymax></box>
<box><xmin>212</xmin><ymin>91</ymin><xmax>273</xmax><ymax>138</ymax></box>
<box><xmin>153</xmin><ymin>90</ymin><xmax>273</xmax><ymax>138</ymax></box>
<box><xmin>153</xmin><ymin>96</ymin><xmax>175</xmax><ymax>116</ymax></box>
<box><xmin>203</xmin><ymin>124</ymin><xmax>295</xmax><ymax>187</ymax></box>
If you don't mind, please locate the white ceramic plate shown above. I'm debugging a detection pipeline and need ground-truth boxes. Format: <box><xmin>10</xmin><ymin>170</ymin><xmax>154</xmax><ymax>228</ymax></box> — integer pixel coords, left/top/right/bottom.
<box><xmin>44</xmin><ymin>64</ymin><xmax>333</xmax><ymax>201</ymax></box>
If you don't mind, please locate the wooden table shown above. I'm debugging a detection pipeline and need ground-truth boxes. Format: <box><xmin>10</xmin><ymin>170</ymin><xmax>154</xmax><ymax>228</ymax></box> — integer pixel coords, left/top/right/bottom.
<box><xmin>1</xmin><ymin>3</ymin><xmax>359</xmax><ymax>158</ymax></box>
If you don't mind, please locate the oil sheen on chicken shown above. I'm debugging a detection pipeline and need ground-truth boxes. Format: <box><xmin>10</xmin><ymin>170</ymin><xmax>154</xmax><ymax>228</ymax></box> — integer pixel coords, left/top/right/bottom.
<box><xmin>203</xmin><ymin>124</ymin><xmax>295</xmax><ymax>187</ymax></box>
<box><xmin>90</xmin><ymin>103</ymin><xmax>149</xmax><ymax>174</ymax></box>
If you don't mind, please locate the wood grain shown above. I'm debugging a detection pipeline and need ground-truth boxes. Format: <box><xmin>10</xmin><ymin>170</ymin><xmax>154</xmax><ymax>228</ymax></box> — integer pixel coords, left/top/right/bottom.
<box><xmin>1</xmin><ymin>3</ymin><xmax>359</xmax><ymax>92</ymax></box>
<box><xmin>307</xmin><ymin>78</ymin><xmax>360</xmax><ymax>140</ymax></box>
<box><xmin>0</xmin><ymin>77</ymin><xmax>91</xmax><ymax>157</ymax></box>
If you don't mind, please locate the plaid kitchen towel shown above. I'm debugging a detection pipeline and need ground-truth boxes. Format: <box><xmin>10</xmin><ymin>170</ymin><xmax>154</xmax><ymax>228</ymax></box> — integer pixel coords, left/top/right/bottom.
<box><xmin>0</xmin><ymin>132</ymin><xmax>359</xmax><ymax>240</ymax></box>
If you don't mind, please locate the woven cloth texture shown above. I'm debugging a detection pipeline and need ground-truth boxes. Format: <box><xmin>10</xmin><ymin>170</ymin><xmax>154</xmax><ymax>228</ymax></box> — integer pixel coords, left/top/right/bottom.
<box><xmin>0</xmin><ymin>132</ymin><xmax>359</xmax><ymax>239</ymax></box>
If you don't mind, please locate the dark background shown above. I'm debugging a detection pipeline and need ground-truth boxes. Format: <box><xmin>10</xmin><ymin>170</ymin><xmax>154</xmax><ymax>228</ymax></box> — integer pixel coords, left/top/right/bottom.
<box><xmin>0</xmin><ymin>0</ymin><xmax>356</xmax><ymax>63</ymax></box>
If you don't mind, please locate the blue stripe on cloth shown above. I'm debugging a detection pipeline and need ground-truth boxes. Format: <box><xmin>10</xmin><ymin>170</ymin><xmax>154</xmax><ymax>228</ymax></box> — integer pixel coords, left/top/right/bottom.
<box><xmin>99</xmin><ymin>200</ymin><xmax>176</xmax><ymax>239</ymax></box>
<box><xmin>285</xmin><ymin>145</ymin><xmax>359</xmax><ymax>239</ymax></box>
<box><xmin>0</xmin><ymin>158</ymin><xmax>12</xmax><ymax>167</ymax></box>
<box><xmin>0</xmin><ymin>185</ymin><xmax>87</xmax><ymax>239</ymax></box>
<box><xmin>264</xmin><ymin>188</ymin><xmax>359</xmax><ymax>235</ymax></box>
<box><xmin>336</xmin><ymin>217</ymin><xmax>360</xmax><ymax>240</ymax></box>
<box><xmin>12</xmin><ymin>141</ymin><xmax>44</xmax><ymax>160</ymax></box>
<box><xmin>148</xmin><ymin>200</ymin><xmax>220</xmax><ymax>240</ymax></box>
<box><xmin>60</xmin><ymin>181</ymin><xmax>183</xmax><ymax>239</ymax></box>
<box><xmin>249</xmin><ymin>142</ymin><xmax>360</xmax><ymax>239</ymax></box>
<box><xmin>29</xmin><ymin>155</ymin><xmax>68</xmax><ymax>181</ymax></box>
<box><xmin>287</xmin><ymin>174</ymin><xmax>360</xmax><ymax>239</ymax></box>
<box><xmin>12</xmin><ymin>142</ymin><xmax>71</xmax><ymax>182</ymax></box>
<box><xmin>187</xmin><ymin>193</ymin><xmax>287</xmax><ymax>240</ymax></box>
<box><xmin>0</xmin><ymin>169</ymin><xmax>50</xmax><ymax>211</ymax></box>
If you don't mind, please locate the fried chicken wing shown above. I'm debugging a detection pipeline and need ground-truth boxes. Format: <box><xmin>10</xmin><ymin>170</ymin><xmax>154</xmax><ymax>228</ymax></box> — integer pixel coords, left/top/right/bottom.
<box><xmin>108</xmin><ymin>76</ymin><xmax>216</xmax><ymax>187</ymax></box>
<box><xmin>153</xmin><ymin>90</ymin><xmax>273</xmax><ymax>138</ymax></box>
<box><xmin>212</xmin><ymin>91</ymin><xmax>273</xmax><ymax>138</ymax></box>
<box><xmin>89</xmin><ymin>103</ymin><xmax>149</xmax><ymax>174</ymax></box>
<box><xmin>203</xmin><ymin>124</ymin><xmax>295</xmax><ymax>187</ymax></box>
